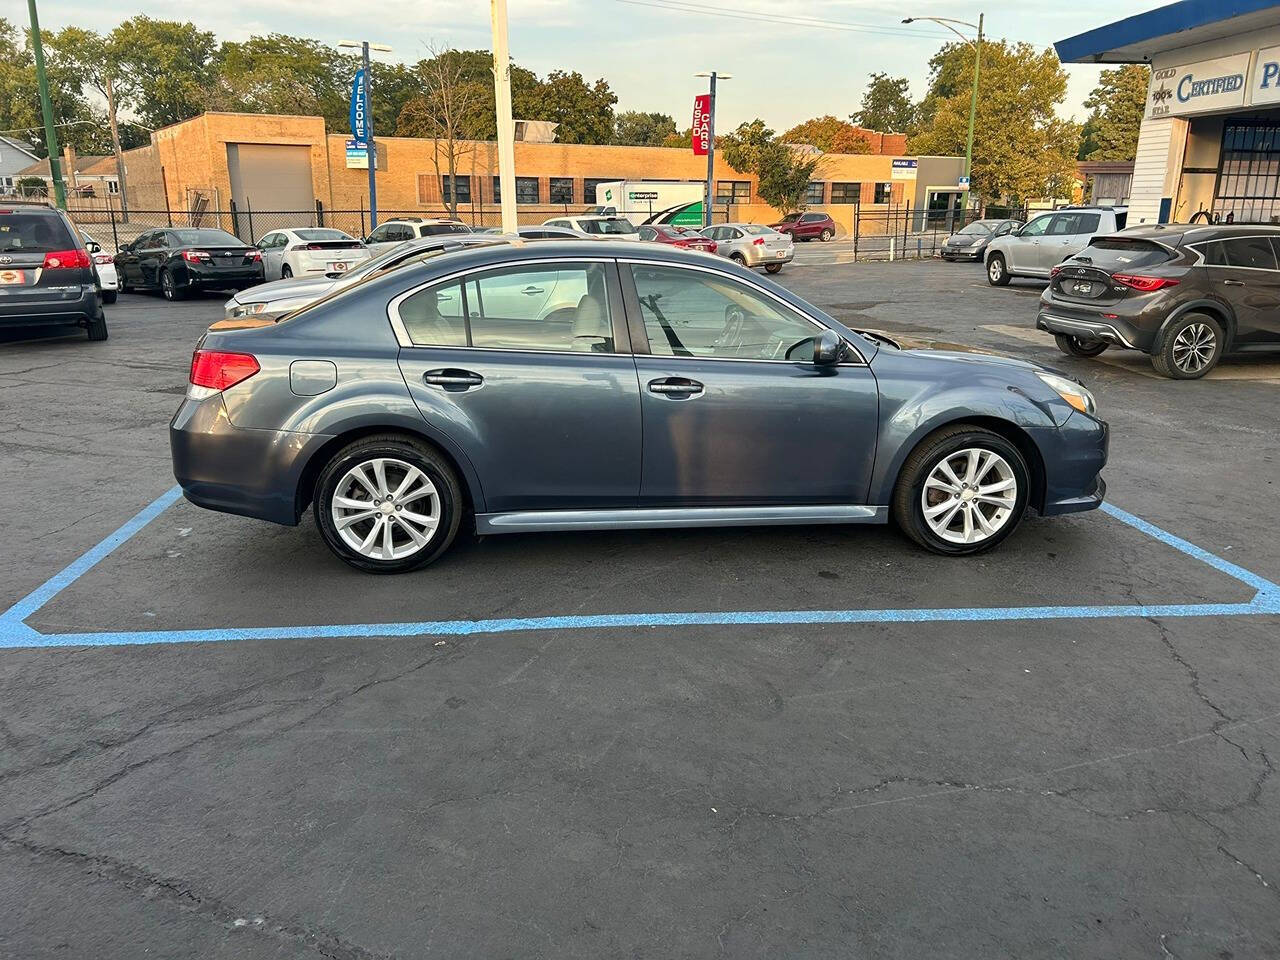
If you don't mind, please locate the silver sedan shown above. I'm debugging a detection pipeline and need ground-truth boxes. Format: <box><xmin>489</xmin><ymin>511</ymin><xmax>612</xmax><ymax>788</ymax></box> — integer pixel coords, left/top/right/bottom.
<box><xmin>700</xmin><ymin>223</ymin><xmax>794</xmax><ymax>273</ymax></box>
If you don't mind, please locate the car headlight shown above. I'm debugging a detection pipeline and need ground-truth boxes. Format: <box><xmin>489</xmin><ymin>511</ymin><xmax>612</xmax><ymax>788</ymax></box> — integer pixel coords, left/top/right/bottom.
<box><xmin>1037</xmin><ymin>371</ymin><xmax>1097</xmax><ymax>416</ymax></box>
<box><xmin>231</xmin><ymin>302</ymin><xmax>268</xmax><ymax>317</ymax></box>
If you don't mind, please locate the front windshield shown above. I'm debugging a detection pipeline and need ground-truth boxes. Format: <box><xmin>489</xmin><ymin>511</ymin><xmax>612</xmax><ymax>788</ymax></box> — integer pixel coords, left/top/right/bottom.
<box><xmin>580</xmin><ymin>218</ymin><xmax>636</xmax><ymax>235</ymax></box>
<box><xmin>958</xmin><ymin>222</ymin><xmax>994</xmax><ymax>236</ymax></box>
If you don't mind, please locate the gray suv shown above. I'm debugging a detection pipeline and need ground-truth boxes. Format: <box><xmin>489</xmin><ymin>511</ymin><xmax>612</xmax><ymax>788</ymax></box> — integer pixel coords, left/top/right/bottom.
<box><xmin>0</xmin><ymin>203</ymin><xmax>107</xmax><ymax>340</ymax></box>
<box><xmin>171</xmin><ymin>242</ymin><xmax>1109</xmax><ymax>572</ymax></box>
<box><xmin>986</xmin><ymin>207</ymin><xmax>1128</xmax><ymax>285</ymax></box>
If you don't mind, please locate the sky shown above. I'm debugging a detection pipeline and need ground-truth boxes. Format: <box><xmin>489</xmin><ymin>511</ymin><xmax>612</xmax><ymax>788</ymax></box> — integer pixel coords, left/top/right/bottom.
<box><xmin>42</xmin><ymin>0</ymin><xmax>1160</xmax><ymax>131</ymax></box>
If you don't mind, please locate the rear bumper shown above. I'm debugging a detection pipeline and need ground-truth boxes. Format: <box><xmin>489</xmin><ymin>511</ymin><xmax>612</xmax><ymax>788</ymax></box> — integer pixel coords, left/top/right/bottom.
<box><xmin>0</xmin><ymin>286</ymin><xmax>100</xmax><ymax>326</ymax></box>
<box><xmin>746</xmin><ymin>248</ymin><xmax>795</xmax><ymax>266</ymax></box>
<box><xmin>1037</xmin><ymin>311</ymin><xmax>1146</xmax><ymax>351</ymax></box>
<box><xmin>170</xmin><ymin>393</ymin><xmax>329</xmax><ymax>526</ymax></box>
<box><xmin>182</xmin><ymin>264</ymin><xmax>265</xmax><ymax>290</ymax></box>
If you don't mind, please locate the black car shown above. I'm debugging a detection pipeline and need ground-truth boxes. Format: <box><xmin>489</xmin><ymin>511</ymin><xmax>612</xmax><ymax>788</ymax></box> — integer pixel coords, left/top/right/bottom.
<box><xmin>115</xmin><ymin>227</ymin><xmax>264</xmax><ymax>301</ymax></box>
<box><xmin>1037</xmin><ymin>224</ymin><xmax>1280</xmax><ymax>379</ymax></box>
<box><xmin>0</xmin><ymin>202</ymin><xmax>107</xmax><ymax>340</ymax></box>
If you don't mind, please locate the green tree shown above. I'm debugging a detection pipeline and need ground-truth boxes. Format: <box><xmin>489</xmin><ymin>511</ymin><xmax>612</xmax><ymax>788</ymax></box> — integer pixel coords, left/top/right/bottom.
<box><xmin>211</xmin><ymin>35</ymin><xmax>355</xmax><ymax>131</ymax></box>
<box><xmin>397</xmin><ymin>49</ymin><xmax>538</xmax><ymax>141</ymax></box>
<box><xmin>782</xmin><ymin>115</ymin><xmax>871</xmax><ymax>154</ymax></box>
<box><xmin>0</xmin><ymin>18</ymin><xmax>107</xmax><ymax>157</ymax></box>
<box><xmin>111</xmin><ymin>17</ymin><xmax>218</xmax><ymax>130</ymax></box>
<box><xmin>720</xmin><ymin>119</ymin><xmax>822</xmax><ymax>212</ymax></box>
<box><xmin>613</xmin><ymin>110</ymin><xmax>676</xmax><ymax>146</ymax></box>
<box><xmin>517</xmin><ymin>70</ymin><xmax>616</xmax><ymax>144</ymax></box>
<box><xmin>663</xmin><ymin>127</ymin><xmax>693</xmax><ymax>149</ymax></box>
<box><xmin>909</xmin><ymin>41</ymin><xmax>1080</xmax><ymax>204</ymax></box>
<box><xmin>1077</xmin><ymin>64</ymin><xmax>1149</xmax><ymax>161</ymax></box>
<box><xmin>852</xmin><ymin>73</ymin><xmax>914</xmax><ymax>131</ymax></box>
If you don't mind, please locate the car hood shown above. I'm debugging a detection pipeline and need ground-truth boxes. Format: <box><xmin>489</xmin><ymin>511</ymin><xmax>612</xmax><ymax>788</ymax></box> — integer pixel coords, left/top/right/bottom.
<box><xmin>233</xmin><ymin>274</ymin><xmax>337</xmax><ymax>305</ymax></box>
<box><xmin>945</xmin><ymin>233</ymin><xmax>985</xmax><ymax>244</ymax></box>
<box><xmin>866</xmin><ymin>330</ymin><xmax>1054</xmax><ymax>375</ymax></box>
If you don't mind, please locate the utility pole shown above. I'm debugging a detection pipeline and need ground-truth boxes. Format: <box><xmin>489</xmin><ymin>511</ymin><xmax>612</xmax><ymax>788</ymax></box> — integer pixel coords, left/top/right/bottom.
<box><xmin>491</xmin><ymin>0</ymin><xmax>518</xmax><ymax>235</ymax></box>
<box><xmin>339</xmin><ymin>39</ymin><xmax>391</xmax><ymax>229</ymax></box>
<box><xmin>695</xmin><ymin>71</ymin><xmax>731</xmax><ymax>229</ymax></box>
<box><xmin>27</xmin><ymin>0</ymin><xmax>66</xmax><ymax>209</ymax></box>
<box><xmin>963</xmin><ymin>14</ymin><xmax>984</xmax><ymax>216</ymax></box>
<box><xmin>104</xmin><ymin>76</ymin><xmax>129</xmax><ymax>218</ymax></box>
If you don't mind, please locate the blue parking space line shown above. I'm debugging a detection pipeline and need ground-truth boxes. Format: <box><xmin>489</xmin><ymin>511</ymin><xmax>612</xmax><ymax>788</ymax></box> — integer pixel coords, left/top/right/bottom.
<box><xmin>1</xmin><ymin>484</ymin><xmax>1277</xmax><ymax>652</ymax></box>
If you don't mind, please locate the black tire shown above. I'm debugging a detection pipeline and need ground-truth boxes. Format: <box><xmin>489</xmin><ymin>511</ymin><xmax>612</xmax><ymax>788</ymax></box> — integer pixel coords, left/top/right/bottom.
<box><xmin>1151</xmin><ymin>312</ymin><xmax>1223</xmax><ymax>379</ymax></box>
<box><xmin>986</xmin><ymin>253</ymin><xmax>1010</xmax><ymax>286</ymax></box>
<box><xmin>820</xmin><ymin>228</ymin><xmax>834</xmax><ymax>242</ymax></box>
<box><xmin>118</xmin><ymin>272</ymin><xmax>131</xmax><ymax>294</ymax></box>
<box><xmin>101</xmin><ymin>289</ymin><xmax>118</xmax><ymax>304</ymax></box>
<box><xmin>729</xmin><ymin>253</ymin><xmax>747</xmax><ymax>267</ymax></box>
<box><xmin>764</xmin><ymin>262</ymin><xmax>783</xmax><ymax>274</ymax></box>
<box><xmin>281</xmin><ymin>263</ymin><xmax>293</xmax><ymax>279</ymax></box>
<box><xmin>313</xmin><ymin>435</ymin><xmax>463</xmax><ymax>573</ymax></box>
<box><xmin>85</xmin><ymin>310</ymin><xmax>108</xmax><ymax>341</ymax></box>
<box><xmin>1054</xmin><ymin>333</ymin><xmax>1108</xmax><ymax>358</ymax></box>
<box><xmin>161</xmin><ymin>268</ymin><xmax>186</xmax><ymax>301</ymax></box>
<box><xmin>892</xmin><ymin>424</ymin><xmax>1030</xmax><ymax>556</ymax></box>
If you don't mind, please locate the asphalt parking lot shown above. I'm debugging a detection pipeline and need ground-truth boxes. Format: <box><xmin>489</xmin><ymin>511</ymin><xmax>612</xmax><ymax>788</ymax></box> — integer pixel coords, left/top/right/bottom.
<box><xmin>3</xmin><ymin>260</ymin><xmax>1280</xmax><ymax>959</ymax></box>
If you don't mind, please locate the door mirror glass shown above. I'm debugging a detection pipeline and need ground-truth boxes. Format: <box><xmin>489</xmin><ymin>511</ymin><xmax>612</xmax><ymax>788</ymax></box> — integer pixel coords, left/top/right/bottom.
<box><xmin>85</xmin><ymin>240</ymin><xmax>101</xmax><ymax>253</ymax></box>
<box><xmin>813</xmin><ymin>329</ymin><xmax>842</xmax><ymax>365</ymax></box>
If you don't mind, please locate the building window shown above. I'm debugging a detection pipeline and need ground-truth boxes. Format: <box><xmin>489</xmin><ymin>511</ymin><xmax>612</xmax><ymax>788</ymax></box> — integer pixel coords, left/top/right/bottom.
<box><xmin>874</xmin><ymin>182</ymin><xmax>892</xmax><ymax>204</ymax></box>
<box><xmin>107</xmin><ymin>180</ymin><xmax>119</xmax><ymax>194</ymax></box>
<box><xmin>492</xmin><ymin>176</ymin><xmax>542</xmax><ymax>204</ymax></box>
<box><xmin>583</xmin><ymin>178</ymin><xmax>619</xmax><ymax>206</ymax></box>
<box><xmin>805</xmin><ymin>181</ymin><xmax>825</xmax><ymax>205</ymax></box>
<box><xmin>830</xmin><ymin>182</ymin><xmax>861</xmax><ymax>204</ymax></box>
<box><xmin>715</xmin><ymin>180</ymin><xmax>751</xmax><ymax>203</ymax></box>
<box><xmin>442</xmin><ymin>175</ymin><xmax>471</xmax><ymax>205</ymax></box>
<box><xmin>549</xmin><ymin>177</ymin><xmax>573</xmax><ymax>204</ymax></box>
<box><xmin>1214</xmin><ymin>121</ymin><xmax>1280</xmax><ymax>223</ymax></box>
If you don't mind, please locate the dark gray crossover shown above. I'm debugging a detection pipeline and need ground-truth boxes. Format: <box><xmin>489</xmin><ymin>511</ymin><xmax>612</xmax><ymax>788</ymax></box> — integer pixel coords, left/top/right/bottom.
<box><xmin>171</xmin><ymin>241</ymin><xmax>1109</xmax><ymax>572</ymax></box>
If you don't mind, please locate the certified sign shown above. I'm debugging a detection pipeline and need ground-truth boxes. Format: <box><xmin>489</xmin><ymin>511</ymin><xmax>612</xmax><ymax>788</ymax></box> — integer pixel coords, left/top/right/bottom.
<box><xmin>1253</xmin><ymin>45</ymin><xmax>1280</xmax><ymax>107</ymax></box>
<box><xmin>1147</xmin><ymin>53</ymin><xmax>1251</xmax><ymax>117</ymax></box>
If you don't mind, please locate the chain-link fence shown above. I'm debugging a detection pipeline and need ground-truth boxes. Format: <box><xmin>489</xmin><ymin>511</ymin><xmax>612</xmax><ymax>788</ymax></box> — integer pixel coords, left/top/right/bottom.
<box><xmin>62</xmin><ymin>200</ymin><xmax>735</xmax><ymax>252</ymax></box>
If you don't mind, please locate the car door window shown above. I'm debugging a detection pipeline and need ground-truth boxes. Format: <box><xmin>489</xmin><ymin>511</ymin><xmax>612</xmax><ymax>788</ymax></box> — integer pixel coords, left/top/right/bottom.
<box><xmin>630</xmin><ymin>264</ymin><xmax>824</xmax><ymax>361</ymax></box>
<box><xmin>367</xmin><ymin>224</ymin><xmax>394</xmax><ymax>244</ymax></box>
<box><xmin>1223</xmin><ymin>236</ymin><xmax>1279</xmax><ymax>270</ymax></box>
<box><xmin>1046</xmin><ymin>214</ymin><xmax>1079</xmax><ymax>236</ymax></box>
<box><xmin>1020</xmin><ymin>216</ymin><xmax>1052</xmax><ymax>238</ymax></box>
<box><xmin>726</xmin><ymin>228</ymin><xmax>743</xmax><ymax>239</ymax></box>
<box><xmin>638</xmin><ymin>226</ymin><xmax>656</xmax><ymax>241</ymax></box>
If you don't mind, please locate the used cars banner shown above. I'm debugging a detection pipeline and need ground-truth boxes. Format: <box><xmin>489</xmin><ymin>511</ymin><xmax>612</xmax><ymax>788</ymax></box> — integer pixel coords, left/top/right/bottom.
<box><xmin>691</xmin><ymin>95</ymin><xmax>711</xmax><ymax>157</ymax></box>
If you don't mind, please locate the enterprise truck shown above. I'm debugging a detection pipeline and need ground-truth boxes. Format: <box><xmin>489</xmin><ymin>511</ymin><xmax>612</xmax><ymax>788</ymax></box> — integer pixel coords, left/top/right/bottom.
<box><xmin>592</xmin><ymin>181</ymin><xmax>707</xmax><ymax>226</ymax></box>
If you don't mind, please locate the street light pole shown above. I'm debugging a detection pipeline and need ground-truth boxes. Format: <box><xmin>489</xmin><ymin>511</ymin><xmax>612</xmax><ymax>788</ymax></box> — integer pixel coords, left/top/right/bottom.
<box><xmin>491</xmin><ymin>0</ymin><xmax>518</xmax><ymax>235</ymax></box>
<box><xmin>902</xmin><ymin>13</ymin><xmax>984</xmax><ymax>216</ymax></box>
<box><xmin>339</xmin><ymin>39</ymin><xmax>392</xmax><ymax>229</ymax></box>
<box><xmin>695</xmin><ymin>72</ymin><xmax>731</xmax><ymax>229</ymax></box>
<box><xmin>26</xmin><ymin>0</ymin><xmax>66</xmax><ymax>209</ymax></box>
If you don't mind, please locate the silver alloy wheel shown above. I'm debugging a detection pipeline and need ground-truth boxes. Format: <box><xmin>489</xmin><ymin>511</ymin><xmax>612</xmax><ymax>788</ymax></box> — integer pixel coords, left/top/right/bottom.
<box><xmin>162</xmin><ymin>271</ymin><xmax>174</xmax><ymax>299</ymax></box>
<box><xmin>330</xmin><ymin>457</ymin><xmax>440</xmax><ymax>561</ymax></box>
<box><xmin>921</xmin><ymin>447</ymin><xmax>1018</xmax><ymax>545</ymax></box>
<box><xmin>1172</xmin><ymin>322</ymin><xmax>1215</xmax><ymax>374</ymax></box>
<box><xmin>988</xmin><ymin>258</ymin><xmax>1003</xmax><ymax>282</ymax></box>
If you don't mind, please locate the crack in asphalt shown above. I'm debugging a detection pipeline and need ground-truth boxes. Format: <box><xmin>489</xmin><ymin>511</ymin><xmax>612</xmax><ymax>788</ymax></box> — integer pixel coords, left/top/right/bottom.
<box><xmin>1217</xmin><ymin>844</ymin><xmax>1280</xmax><ymax>902</ymax></box>
<box><xmin>0</xmin><ymin>836</ymin><xmax>396</xmax><ymax>960</ymax></box>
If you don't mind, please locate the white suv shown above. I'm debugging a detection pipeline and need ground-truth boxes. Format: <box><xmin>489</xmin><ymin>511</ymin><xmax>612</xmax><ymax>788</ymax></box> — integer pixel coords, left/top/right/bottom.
<box><xmin>985</xmin><ymin>207</ymin><xmax>1128</xmax><ymax>285</ymax></box>
<box><xmin>364</xmin><ymin>218</ymin><xmax>471</xmax><ymax>256</ymax></box>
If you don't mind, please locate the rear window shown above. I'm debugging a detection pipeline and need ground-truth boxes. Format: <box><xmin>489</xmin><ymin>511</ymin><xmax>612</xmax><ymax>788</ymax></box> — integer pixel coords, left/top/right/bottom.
<box><xmin>294</xmin><ymin>229</ymin><xmax>354</xmax><ymax>242</ymax></box>
<box><xmin>422</xmin><ymin>223</ymin><xmax>471</xmax><ymax>236</ymax></box>
<box><xmin>171</xmin><ymin>228</ymin><xmax>241</xmax><ymax>246</ymax></box>
<box><xmin>742</xmin><ymin>225</ymin><xmax>774</xmax><ymax>235</ymax></box>
<box><xmin>1079</xmin><ymin>238</ymin><xmax>1172</xmax><ymax>269</ymax></box>
<box><xmin>0</xmin><ymin>212</ymin><xmax>76</xmax><ymax>253</ymax></box>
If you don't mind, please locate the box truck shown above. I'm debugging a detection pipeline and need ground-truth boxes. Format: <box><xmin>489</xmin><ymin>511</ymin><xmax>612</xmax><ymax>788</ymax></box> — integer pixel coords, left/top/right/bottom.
<box><xmin>592</xmin><ymin>181</ymin><xmax>707</xmax><ymax>226</ymax></box>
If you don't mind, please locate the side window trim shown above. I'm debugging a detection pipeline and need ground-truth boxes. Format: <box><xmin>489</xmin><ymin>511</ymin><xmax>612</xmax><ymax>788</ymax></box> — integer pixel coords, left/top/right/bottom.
<box><xmin>388</xmin><ymin>257</ymin><xmax>633</xmax><ymax>356</ymax></box>
<box><xmin>616</xmin><ymin>258</ymin><xmax>866</xmax><ymax>366</ymax></box>
<box><xmin>1191</xmin><ymin>236</ymin><xmax>1280</xmax><ymax>270</ymax></box>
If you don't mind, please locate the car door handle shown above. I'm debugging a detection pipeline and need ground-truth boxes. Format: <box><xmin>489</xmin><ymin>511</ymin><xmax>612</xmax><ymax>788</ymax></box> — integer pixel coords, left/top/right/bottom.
<box><xmin>1222</xmin><ymin>279</ymin><xmax>1246</xmax><ymax>286</ymax></box>
<box><xmin>648</xmin><ymin>377</ymin><xmax>703</xmax><ymax>398</ymax></box>
<box><xmin>424</xmin><ymin>369</ymin><xmax>483</xmax><ymax>389</ymax></box>
<box><xmin>522</xmin><ymin>286</ymin><xmax>545</xmax><ymax>295</ymax></box>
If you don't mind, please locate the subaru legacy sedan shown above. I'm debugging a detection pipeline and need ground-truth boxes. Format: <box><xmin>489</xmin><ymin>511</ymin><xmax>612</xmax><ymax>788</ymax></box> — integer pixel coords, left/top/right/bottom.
<box><xmin>171</xmin><ymin>242</ymin><xmax>1108</xmax><ymax>572</ymax></box>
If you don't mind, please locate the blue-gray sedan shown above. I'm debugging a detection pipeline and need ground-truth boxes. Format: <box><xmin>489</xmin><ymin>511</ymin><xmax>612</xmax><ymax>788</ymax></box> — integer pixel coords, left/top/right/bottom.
<box><xmin>170</xmin><ymin>241</ymin><xmax>1108</xmax><ymax>572</ymax></box>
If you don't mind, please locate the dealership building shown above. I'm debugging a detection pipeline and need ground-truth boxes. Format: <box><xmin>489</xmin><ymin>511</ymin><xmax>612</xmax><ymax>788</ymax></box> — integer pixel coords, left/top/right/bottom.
<box><xmin>1057</xmin><ymin>0</ymin><xmax>1280</xmax><ymax>225</ymax></box>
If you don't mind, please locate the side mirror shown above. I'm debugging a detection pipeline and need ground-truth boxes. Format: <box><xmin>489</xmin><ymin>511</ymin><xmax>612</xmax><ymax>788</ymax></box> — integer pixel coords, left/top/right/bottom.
<box><xmin>814</xmin><ymin>329</ymin><xmax>842</xmax><ymax>365</ymax></box>
<box><xmin>85</xmin><ymin>241</ymin><xmax>102</xmax><ymax>254</ymax></box>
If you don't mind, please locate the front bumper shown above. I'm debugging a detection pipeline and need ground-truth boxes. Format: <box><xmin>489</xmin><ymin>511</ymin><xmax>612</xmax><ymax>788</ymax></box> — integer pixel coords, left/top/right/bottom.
<box><xmin>170</xmin><ymin>393</ymin><xmax>329</xmax><ymax>526</ymax></box>
<box><xmin>0</xmin><ymin>285</ymin><xmax>100</xmax><ymax>326</ymax></box>
<box><xmin>1040</xmin><ymin>415</ymin><xmax>1109</xmax><ymax>516</ymax></box>
<box><xmin>940</xmin><ymin>245</ymin><xmax>982</xmax><ymax>260</ymax></box>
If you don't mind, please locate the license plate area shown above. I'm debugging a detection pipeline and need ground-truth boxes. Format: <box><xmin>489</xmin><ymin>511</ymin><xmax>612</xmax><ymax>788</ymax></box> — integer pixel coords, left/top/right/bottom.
<box><xmin>0</xmin><ymin>269</ymin><xmax>26</xmax><ymax>285</ymax></box>
<box><xmin>328</xmin><ymin>261</ymin><xmax>349</xmax><ymax>272</ymax></box>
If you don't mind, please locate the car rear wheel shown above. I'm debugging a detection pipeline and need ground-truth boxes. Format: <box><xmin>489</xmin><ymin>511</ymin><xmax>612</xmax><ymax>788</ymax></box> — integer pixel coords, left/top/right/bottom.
<box><xmin>281</xmin><ymin>263</ymin><xmax>293</xmax><ymax>279</ymax></box>
<box><xmin>101</xmin><ymin>290</ymin><xmax>117</xmax><ymax>304</ymax></box>
<box><xmin>313</xmin><ymin>436</ymin><xmax>463</xmax><ymax>573</ymax></box>
<box><xmin>1054</xmin><ymin>333</ymin><xmax>1108</xmax><ymax>358</ymax></box>
<box><xmin>1152</xmin><ymin>313</ymin><xmax>1223</xmax><ymax>379</ymax></box>
<box><xmin>820</xmin><ymin>228</ymin><xmax>834</xmax><ymax>242</ymax></box>
<box><xmin>161</xmin><ymin>268</ymin><xmax>186</xmax><ymax>301</ymax></box>
<box><xmin>986</xmin><ymin>253</ymin><xmax>1009</xmax><ymax>286</ymax></box>
<box><xmin>764</xmin><ymin>263</ymin><xmax>783</xmax><ymax>274</ymax></box>
<box><xmin>892</xmin><ymin>425</ymin><xmax>1029</xmax><ymax>556</ymax></box>
<box><xmin>85</xmin><ymin>310</ymin><xmax>108</xmax><ymax>341</ymax></box>
<box><xmin>729</xmin><ymin>253</ymin><xmax>747</xmax><ymax>266</ymax></box>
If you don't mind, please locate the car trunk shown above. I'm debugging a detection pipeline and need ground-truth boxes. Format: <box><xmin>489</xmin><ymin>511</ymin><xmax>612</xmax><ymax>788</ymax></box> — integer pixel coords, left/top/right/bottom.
<box><xmin>194</xmin><ymin>247</ymin><xmax>259</xmax><ymax>273</ymax></box>
<box><xmin>1050</xmin><ymin>237</ymin><xmax>1178</xmax><ymax>306</ymax></box>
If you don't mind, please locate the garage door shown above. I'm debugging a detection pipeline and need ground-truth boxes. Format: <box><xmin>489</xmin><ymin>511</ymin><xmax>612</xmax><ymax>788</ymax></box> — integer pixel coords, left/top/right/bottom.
<box><xmin>226</xmin><ymin>143</ymin><xmax>314</xmax><ymax>237</ymax></box>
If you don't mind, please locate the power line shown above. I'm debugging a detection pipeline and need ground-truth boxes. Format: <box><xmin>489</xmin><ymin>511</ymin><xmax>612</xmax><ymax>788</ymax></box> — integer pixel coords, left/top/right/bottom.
<box><xmin>613</xmin><ymin>0</ymin><xmax>959</xmax><ymax>41</ymax></box>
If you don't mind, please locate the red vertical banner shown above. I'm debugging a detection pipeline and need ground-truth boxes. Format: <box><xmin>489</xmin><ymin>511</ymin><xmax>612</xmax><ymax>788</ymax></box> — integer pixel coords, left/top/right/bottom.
<box><xmin>691</xmin><ymin>94</ymin><xmax>711</xmax><ymax>156</ymax></box>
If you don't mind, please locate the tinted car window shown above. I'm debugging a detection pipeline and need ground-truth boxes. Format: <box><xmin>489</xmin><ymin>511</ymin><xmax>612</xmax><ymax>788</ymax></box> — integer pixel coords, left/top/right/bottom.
<box><xmin>1075</xmin><ymin>213</ymin><xmax>1101</xmax><ymax>233</ymax></box>
<box><xmin>170</xmin><ymin>229</ymin><xmax>241</xmax><ymax>245</ymax></box>
<box><xmin>0</xmin><ymin>213</ymin><xmax>76</xmax><ymax>252</ymax></box>
<box><xmin>1047</xmin><ymin>214</ymin><xmax>1079</xmax><ymax>236</ymax></box>
<box><xmin>1079</xmin><ymin>238</ymin><xmax>1172</xmax><ymax>269</ymax></box>
<box><xmin>1222</xmin><ymin>236</ymin><xmax>1279</xmax><ymax>270</ymax></box>
<box><xmin>422</xmin><ymin>223</ymin><xmax>469</xmax><ymax>236</ymax></box>
<box><xmin>295</xmin><ymin>229</ymin><xmax>355</xmax><ymax>242</ymax></box>
<box><xmin>630</xmin><ymin>264</ymin><xmax>819</xmax><ymax>361</ymax></box>
<box><xmin>801</xmin><ymin>213</ymin><xmax>826</xmax><ymax>223</ymax></box>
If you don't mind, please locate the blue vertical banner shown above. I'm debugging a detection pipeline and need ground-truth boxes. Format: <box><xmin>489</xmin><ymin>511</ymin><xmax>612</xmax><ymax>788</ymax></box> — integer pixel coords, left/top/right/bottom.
<box><xmin>349</xmin><ymin>69</ymin><xmax>368</xmax><ymax>144</ymax></box>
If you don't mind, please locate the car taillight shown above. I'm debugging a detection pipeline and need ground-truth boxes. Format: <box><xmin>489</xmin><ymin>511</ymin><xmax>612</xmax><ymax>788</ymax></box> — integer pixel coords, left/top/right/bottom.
<box><xmin>246</xmin><ymin>250</ymin><xmax>262</xmax><ymax>262</ymax></box>
<box><xmin>1050</xmin><ymin>265</ymin><xmax>1063</xmax><ymax>278</ymax></box>
<box><xmin>304</xmin><ymin>243</ymin><xmax>324</xmax><ymax>251</ymax></box>
<box><xmin>707</xmin><ymin>243</ymin><xmax>717</xmax><ymax>253</ymax></box>
<box><xmin>189</xmin><ymin>349</ymin><xmax>260</xmax><ymax>391</ymax></box>
<box><xmin>753</xmin><ymin>237</ymin><xmax>766</xmax><ymax>246</ymax></box>
<box><xmin>673</xmin><ymin>239</ymin><xmax>690</xmax><ymax>247</ymax></box>
<box><xmin>93</xmin><ymin>253</ymin><xmax>114</xmax><ymax>265</ymax></box>
<box><xmin>41</xmin><ymin>249</ymin><xmax>91</xmax><ymax>269</ymax></box>
<box><xmin>182</xmin><ymin>250</ymin><xmax>211</xmax><ymax>263</ymax></box>
<box><xmin>1112</xmin><ymin>273</ymin><xmax>1179</xmax><ymax>292</ymax></box>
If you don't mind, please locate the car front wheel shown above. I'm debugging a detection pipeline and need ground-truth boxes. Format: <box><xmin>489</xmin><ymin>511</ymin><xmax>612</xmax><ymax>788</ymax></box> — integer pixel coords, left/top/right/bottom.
<box><xmin>1152</xmin><ymin>313</ymin><xmax>1223</xmax><ymax>379</ymax></box>
<box><xmin>986</xmin><ymin>253</ymin><xmax>1009</xmax><ymax>286</ymax></box>
<box><xmin>313</xmin><ymin>435</ymin><xmax>463</xmax><ymax>573</ymax></box>
<box><xmin>892</xmin><ymin>425</ymin><xmax>1029</xmax><ymax>555</ymax></box>
<box><xmin>1054</xmin><ymin>333</ymin><xmax>1108</xmax><ymax>358</ymax></box>
<box><xmin>820</xmin><ymin>228</ymin><xmax>834</xmax><ymax>242</ymax></box>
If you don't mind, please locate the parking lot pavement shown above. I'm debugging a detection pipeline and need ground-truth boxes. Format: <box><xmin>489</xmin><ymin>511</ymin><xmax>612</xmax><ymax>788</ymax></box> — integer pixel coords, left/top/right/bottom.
<box><xmin>3</xmin><ymin>271</ymin><xmax>1280</xmax><ymax>959</ymax></box>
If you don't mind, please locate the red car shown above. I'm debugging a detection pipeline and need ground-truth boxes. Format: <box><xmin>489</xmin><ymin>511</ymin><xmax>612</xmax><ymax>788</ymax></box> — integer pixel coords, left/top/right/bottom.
<box><xmin>636</xmin><ymin>223</ymin><xmax>717</xmax><ymax>253</ymax></box>
<box><xmin>771</xmin><ymin>211</ymin><xmax>837</xmax><ymax>242</ymax></box>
